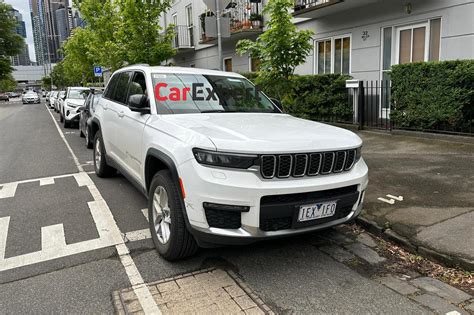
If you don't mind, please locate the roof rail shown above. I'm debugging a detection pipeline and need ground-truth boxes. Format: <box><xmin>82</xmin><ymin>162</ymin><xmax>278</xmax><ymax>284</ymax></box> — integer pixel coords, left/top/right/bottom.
<box><xmin>128</xmin><ymin>63</ymin><xmax>150</xmax><ymax>67</ymax></box>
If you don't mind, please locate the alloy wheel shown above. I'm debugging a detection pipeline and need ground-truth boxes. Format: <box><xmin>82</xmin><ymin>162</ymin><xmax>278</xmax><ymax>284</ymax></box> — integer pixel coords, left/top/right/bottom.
<box><xmin>152</xmin><ymin>186</ymin><xmax>172</xmax><ymax>244</ymax></box>
<box><xmin>95</xmin><ymin>137</ymin><xmax>101</xmax><ymax>167</ymax></box>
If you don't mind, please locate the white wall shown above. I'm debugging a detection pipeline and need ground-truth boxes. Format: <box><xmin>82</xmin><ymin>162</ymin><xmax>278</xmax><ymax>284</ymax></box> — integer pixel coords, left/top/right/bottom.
<box><xmin>165</xmin><ymin>0</ymin><xmax>474</xmax><ymax>77</ymax></box>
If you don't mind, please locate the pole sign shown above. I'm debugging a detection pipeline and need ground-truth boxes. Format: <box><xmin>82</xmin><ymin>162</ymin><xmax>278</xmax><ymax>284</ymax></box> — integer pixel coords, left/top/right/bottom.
<box><xmin>94</xmin><ymin>66</ymin><xmax>102</xmax><ymax>77</ymax></box>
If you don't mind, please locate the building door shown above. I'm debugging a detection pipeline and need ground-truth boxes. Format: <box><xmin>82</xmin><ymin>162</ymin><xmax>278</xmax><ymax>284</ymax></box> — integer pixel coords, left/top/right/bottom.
<box><xmin>224</xmin><ymin>58</ymin><xmax>232</xmax><ymax>72</ymax></box>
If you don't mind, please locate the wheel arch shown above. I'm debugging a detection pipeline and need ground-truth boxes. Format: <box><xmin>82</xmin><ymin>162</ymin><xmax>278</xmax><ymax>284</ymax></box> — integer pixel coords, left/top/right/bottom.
<box><xmin>144</xmin><ymin>148</ymin><xmax>181</xmax><ymax>194</ymax></box>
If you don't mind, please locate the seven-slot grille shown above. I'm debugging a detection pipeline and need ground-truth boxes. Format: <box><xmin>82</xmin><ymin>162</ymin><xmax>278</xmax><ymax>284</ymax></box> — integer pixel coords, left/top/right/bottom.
<box><xmin>260</xmin><ymin>149</ymin><xmax>357</xmax><ymax>179</ymax></box>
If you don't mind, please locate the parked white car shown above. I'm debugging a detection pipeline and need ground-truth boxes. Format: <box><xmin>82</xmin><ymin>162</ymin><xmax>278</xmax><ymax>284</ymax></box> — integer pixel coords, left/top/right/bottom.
<box><xmin>55</xmin><ymin>91</ymin><xmax>65</xmax><ymax>112</ymax></box>
<box><xmin>91</xmin><ymin>65</ymin><xmax>368</xmax><ymax>260</ymax></box>
<box><xmin>49</xmin><ymin>91</ymin><xmax>58</xmax><ymax>109</ymax></box>
<box><xmin>60</xmin><ymin>87</ymin><xmax>90</xmax><ymax>128</ymax></box>
<box><xmin>22</xmin><ymin>91</ymin><xmax>40</xmax><ymax>104</ymax></box>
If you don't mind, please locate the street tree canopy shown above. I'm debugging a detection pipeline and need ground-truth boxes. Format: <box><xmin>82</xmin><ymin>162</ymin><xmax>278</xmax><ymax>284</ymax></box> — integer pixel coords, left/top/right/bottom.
<box><xmin>59</xmin><ymin>0</ymin><xmax>176</xmax><ymax>85</ymax></box>
<box><xmin>0</xmin><ymin>2</ymin><xmax>25</xmax><ymax>80</ymax></box>
<box><xmin>236</xmin><ymin>0</ymin><xmax>313</xmax><ymax>97</ymax></box>
<box><xmin>0</xmin><ymin>74</ymin><xmax>17</xmax><ymax>92</ymax></box>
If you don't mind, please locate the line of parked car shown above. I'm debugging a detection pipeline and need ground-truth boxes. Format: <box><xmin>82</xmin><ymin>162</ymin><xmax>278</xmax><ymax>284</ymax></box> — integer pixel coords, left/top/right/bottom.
<box><xmin>47</xmin><ymin>87</ymin><xmax>103</xmax><ymax>148</ymax></box>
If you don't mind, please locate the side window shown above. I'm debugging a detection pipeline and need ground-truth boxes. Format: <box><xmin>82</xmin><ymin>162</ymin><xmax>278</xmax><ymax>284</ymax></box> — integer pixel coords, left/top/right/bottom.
<box><xmin>127</xmin><ymin>72</ymin><xmax>147</xmax><ymax>104</ymax></box>
<box><xmin>104</xmin><ymin>74</ymin><xmax>119</xmax><ymax>99</ymax></box>
<box><xmin>113</xmin><ymin>72</ymin><xmax>132</xmax><ymax>104</ymax></box>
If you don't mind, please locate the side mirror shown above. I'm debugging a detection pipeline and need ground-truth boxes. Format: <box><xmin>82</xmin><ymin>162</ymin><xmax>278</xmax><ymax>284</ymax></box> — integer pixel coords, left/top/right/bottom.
<box><xmin>270</xmin><ymin>98</ymin><xmax>283</xmax><ymax>112</ymax></box>
<box><xmin>129</xmin><ymin>94</ymin><xmax>150</xmax><ymax>114</ymax></box>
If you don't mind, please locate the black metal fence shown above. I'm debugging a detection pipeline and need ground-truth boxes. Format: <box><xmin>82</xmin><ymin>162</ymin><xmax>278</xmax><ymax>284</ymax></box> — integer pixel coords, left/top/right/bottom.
<box><xmin>330</xmin><ymin>80</ymin><xmax>474</xmax><ymax>136</ymax></box>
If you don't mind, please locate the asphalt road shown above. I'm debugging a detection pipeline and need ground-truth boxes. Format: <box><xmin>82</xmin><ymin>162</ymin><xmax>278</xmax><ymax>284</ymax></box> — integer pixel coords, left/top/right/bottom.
<box><xmin>0</xmin><ymin>100</ymin><xmax>429</xmax><ymax>313</ymax></box>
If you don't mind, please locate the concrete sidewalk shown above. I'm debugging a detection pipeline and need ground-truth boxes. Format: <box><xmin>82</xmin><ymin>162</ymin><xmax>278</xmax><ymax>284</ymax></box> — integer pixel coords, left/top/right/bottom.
<box><xmin>357</xmin><ymin>130</ymin><xmax>474</xmax><ymax>270</ymax></box>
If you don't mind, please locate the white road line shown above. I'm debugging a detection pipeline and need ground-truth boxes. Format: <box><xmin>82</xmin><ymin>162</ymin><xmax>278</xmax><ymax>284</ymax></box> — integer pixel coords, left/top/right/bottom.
<box><xmin>0</xmin><ymin>183</ymin><xmax>18</xmax><ymax>199</ymax></box>
<box><xmin>386</xmin><ymin>194</ymin><xmax>403</xmax><ymax>201</ymax></box>
<box><xmin>377</xmin><ymin>197</ymin><xmax>395</xmax><ymax>204</ymax></box>
<box><xmin>124</xmin><ymin>229</ymin><xmax>151</xmax><ymax>242</ymax></box>
<box><xmin>39</xmin><ymin>177</ymin><xmax>55</xmax><ymax>186</ymax></box>
<box><xmin>44</xmin><ymin>104</ymin><xmax>160</xmax><ymax>314</ymax></box>
<box><xmin>142</xmin><ymin>208</ymin><xmax>149</xmax><ymax>222</ymax></box>
<box><xmin>73</xmin><ymin>172</ymin><xmax>94</xmax><ymax>187</ymax></box>
<box><xmin>0</xmin><ymin>172</ymin><xmax>81</xmax><ymax>188</ymax></box>
<box><xmin>41</xmin><ymin>224</ymin><xmax>66</xmax><ymax>251</ymax></box>
<box><xmin>0</xmin><ymin>217</ymin><xmax>10</xmax><ymax>260</ymax></box>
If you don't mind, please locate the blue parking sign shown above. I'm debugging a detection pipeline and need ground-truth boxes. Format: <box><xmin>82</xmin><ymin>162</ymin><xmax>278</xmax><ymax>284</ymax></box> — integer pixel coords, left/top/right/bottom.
<box><xmin>94</xmin><ymin>66</ymin><xmax>102</xmax><ymax>77</ymax></box>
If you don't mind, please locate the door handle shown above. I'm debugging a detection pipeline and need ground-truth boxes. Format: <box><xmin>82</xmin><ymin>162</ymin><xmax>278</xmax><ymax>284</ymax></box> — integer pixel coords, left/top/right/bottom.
<box><xmin>118</xmin><ymin>111</ymin><xmax>124</xmax><ymax>118</ymax></box>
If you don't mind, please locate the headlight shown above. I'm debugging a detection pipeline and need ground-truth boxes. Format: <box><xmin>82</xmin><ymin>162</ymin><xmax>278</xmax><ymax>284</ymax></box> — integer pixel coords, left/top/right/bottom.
<box><xmin>193</xmin><ymin>148</ymin><xmax>257</xmax><ymax>169</ymax></box>
<box><xmin>355</xmin><ymin>146</ymin><xmax>362</xmax><ymax>162</ymax></box>
<box><xmin>66</xmin><ymin>102</ymin><xmax>78</xmax><ymax>108</ymax></box>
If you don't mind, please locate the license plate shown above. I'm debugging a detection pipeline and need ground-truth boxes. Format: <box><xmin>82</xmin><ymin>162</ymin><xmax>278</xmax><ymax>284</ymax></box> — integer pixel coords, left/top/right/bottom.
<box><xmin>298</xmin><ymin>201</ymin><xmax>337</xmax><ymax>222</ymax></box>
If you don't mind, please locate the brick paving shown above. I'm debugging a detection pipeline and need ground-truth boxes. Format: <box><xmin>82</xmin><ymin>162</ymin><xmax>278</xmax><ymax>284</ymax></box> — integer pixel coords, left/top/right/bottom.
<box><xmin>113</xmin><ymin>268</ymin><xmax>272</xmax><ymax>314</ymax></box>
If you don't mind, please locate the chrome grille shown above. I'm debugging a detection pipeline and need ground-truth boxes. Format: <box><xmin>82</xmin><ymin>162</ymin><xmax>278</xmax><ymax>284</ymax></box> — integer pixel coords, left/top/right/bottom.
<box><xmin>260</xmin><ymin>149</ymin><xmax>358</xmax><ymax>179</ymax></box>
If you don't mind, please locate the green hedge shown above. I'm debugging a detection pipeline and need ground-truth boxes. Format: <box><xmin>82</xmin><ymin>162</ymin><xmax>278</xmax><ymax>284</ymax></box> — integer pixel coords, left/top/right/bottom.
<box><xmin>240</xmin><ymin>72</ymin><xmax>351</xmax><ymax>121</ymax></box>
<box><xmin>390</xmin><ymin>60</ymin><xmax>474</xmax><ymax>131</ymax></box>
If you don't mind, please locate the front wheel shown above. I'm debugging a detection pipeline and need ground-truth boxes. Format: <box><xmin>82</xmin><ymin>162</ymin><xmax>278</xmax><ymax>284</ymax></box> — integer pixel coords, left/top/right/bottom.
<box><xmin>93</xmin><ymin>130</ymin><xmax>116</xmax><ymax>177</ymax></box>
<box><xmin>148</xmin><ymin>170</ymin><xmax>197</xmax><ymax>261</ymax></box>
<box><xmin>85</xmin><ymin>128</ymin><xmax>92</xmax><ymax>149</ymax></box>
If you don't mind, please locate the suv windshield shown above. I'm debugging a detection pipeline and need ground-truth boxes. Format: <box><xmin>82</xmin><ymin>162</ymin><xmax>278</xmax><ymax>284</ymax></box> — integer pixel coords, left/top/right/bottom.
<box><xmin>152</xmin><ymin>73</ymin><xmax>278</xmax><ymax>114</ymax></box>
<box><xmin>68</xmin><ymin>89</ymin><xmax>89</xmax><ymax>99</ymax></box>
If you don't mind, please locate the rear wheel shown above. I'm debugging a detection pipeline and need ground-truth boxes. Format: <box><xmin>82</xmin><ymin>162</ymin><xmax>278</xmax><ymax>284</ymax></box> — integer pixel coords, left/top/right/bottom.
<box><xmin>60</xmin><ymin>114</ymin><xmax>64</xmax><ymax>122</ymax></box>
<box><xmin>64</xmin><ymin>119</ymin><xmax>70</xmax><ymax>128</ymax></box>
<box><xmin>149</xmin><ymin>170</ymin><xmax>197</xmax><ymax>260</ymax></box>
<box><xmin>93</xmin><ymin>130</ymin><xmax>116</xmax><ymax>177</ymax></box>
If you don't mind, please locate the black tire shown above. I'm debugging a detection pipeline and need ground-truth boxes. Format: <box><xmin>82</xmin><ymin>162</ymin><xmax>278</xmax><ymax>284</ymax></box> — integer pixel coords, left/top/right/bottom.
<box><xmin>60</xmin><ymin>114</ymin><xmax>64</xmax><ymax>122</ymax></box>
<box><xmin>85</xmin><ymin>128</ymin><xmax>93</xmax><ymax>149</ymax></box>
<box><xmin>93</xmin><ymin>130</ymin><xmax>116</xmax><ymax>177</ymax></box>
<box><xmin>64</xmin><ymin>119</ymin><xmax>70</xmax><ymax>128</ymax></box>
<box><xmin>79</xmin><ymin>129</ymin><xmax>85</xmax><ymax>138</ymax></box>
<box><xmin>148</xmin><ymin>170</ymin><xmax>197</xmax><ymax>261</ymax></box>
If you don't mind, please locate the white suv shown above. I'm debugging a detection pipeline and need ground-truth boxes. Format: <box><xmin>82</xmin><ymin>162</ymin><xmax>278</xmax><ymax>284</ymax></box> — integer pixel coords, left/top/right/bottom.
<box><xmin>91</xmin><ymin>65</ymin><xmax>368</xmax><ymax>260</ymax></box>
<box><xmin>60</xmin><ymin>87</ymin><xmax>90</xmax><ymax>128</ymax></box>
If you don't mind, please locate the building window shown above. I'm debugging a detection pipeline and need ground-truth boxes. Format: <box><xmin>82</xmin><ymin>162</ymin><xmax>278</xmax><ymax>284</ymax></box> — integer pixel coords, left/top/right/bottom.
<box><xmin>395</xmin><ymin>18</ymin><xmax>440</xmax><ymax>64</ymax></box>
<box><xmin>249</xmin><ymin>57</ymin><xmax>261</xmax><ymax>72</ymax></box>
<box><xmin>224</xmin><ymin>58</ymin><xmax>232</xmax><ymax>72</ymax></box>
<box><xmin>429</xmin><ymin>18</ymin><xmax>441</xmax><ymax>61</ymax></box>
<box><xmin>315</xmin><ymin>35</ymin><xmax>350</xmax><ymax>74</ymax></box>
<box><xmin>186</xmin><ymin>5</ymin><xmax>194</xmax><ymax>46</ymax></box>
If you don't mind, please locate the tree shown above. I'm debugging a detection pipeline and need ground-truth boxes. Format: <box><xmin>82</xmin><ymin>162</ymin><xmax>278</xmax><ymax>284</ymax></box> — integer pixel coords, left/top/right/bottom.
<box><xmin>0</xmin><ymin>3</ymin><xmax>25</xmax><ymax>79</ymax></box>
<box><xmin>73</xmin><ymin>0</ymin><xmax>175</xmax><ymax>72</ymax></box>
<box><xmin>50</xmin><ymin>61</ymin><xmax>69</xmax><ymax>88</ymax></box>
<box><xmin>0</xmin><ymin>74</ymin><xmax>17</xmax><ymax>92</ymax></box>
<box><xmin>42</xmin><ymin>76</ymin><xmax>52</xmax><ymax>89</ymax></box>
<box><xmin>115</xmin><ymin>0</ymin><xmax>176</xmax><ymax>65</ymax></box>
<box><xmin>236</xmin><ymin>0</ymin><xmax>313</xmax><ymax>97</ymax></box>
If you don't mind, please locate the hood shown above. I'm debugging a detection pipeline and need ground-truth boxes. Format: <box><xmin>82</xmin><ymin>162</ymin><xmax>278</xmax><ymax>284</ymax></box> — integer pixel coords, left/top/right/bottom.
<box><xmin>161</xmin><ymin>113</ymin><xmax>362</xmax><ymax>153</ymax></box>
<box><xmin>65</xmin><ymin>98</ymin><xmax>85</xmax><ymax>106</ymax></box>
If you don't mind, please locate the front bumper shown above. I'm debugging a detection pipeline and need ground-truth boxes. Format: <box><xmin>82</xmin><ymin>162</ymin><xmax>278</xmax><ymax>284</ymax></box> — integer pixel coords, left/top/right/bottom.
<box><xmin>22</xmin><ymin>99</ymin><xmax>39</xmax><ymax>103</ymax></box>
<box><xmin>179</xmin><ymin>158</ymin><xmax>368</xmax><ymax>246</ymax></box>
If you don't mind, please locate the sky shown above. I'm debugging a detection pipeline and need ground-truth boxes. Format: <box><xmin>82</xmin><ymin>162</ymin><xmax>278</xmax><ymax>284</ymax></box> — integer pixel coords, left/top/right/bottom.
<box><xmin>5</xmin><ymin>0</ymin><xmax>37</xmax><ymax>62</ymax></box>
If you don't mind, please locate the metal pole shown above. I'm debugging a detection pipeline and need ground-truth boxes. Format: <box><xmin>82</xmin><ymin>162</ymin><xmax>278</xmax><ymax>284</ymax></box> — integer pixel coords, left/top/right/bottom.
<box><xmin>215</xmin><ymin>0</ymin><xmax>222</xmax><ymax>70</ymax></box>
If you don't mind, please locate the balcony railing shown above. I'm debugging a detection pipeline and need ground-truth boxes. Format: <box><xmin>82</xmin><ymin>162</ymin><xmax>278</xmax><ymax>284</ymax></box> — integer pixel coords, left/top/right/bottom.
<box><xmin>172</xmin><ymin>25</ymin><xmax>194</xmax><ymax>49</ymax></box>
<box><xmin>200</xmin><ymin>0</ymin><xmax>264</xmax><ymax>43</ymax></box>
<box><xmin>293</xmin><ymin>0</ymin><xmax>341</xmax><ymax>14</ymax></box>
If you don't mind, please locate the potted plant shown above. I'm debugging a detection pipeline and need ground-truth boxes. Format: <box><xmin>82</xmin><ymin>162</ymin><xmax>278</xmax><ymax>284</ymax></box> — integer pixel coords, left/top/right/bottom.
<box><xmin>249</xmin><ymin>13</ymin><xmax>262</xmax><ymax>29</ymax></box>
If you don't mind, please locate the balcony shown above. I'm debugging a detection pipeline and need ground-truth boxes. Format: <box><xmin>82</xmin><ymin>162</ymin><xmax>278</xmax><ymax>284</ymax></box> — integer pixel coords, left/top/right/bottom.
<box><xmin>172</xmin><ymin>25</ymin><xmax>195</xmax><ymax>51</ymax></box>
<box><xmin>199</xmin><ymin>0</ymin><xmax>264</xmax><ymax>44</ymax></box>
<box><xmin>293</xmin><ymin>0</ymin><xmax>378</xmax><ymax>19</ymax></box>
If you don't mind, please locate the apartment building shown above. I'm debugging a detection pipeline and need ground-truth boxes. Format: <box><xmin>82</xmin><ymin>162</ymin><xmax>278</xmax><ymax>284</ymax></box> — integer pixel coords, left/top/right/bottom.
<box><xmin>164</xmin><ymin>0</ymin><xmax>474</xmax><ymax>80</ymax></box>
